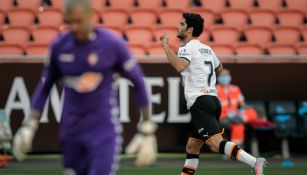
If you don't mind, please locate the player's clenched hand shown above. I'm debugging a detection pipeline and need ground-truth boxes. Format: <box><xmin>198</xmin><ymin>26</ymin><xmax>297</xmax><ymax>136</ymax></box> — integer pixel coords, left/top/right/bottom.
<box><xmin>160</xmin><ymin>33</ymin><xmax>169</xmax><ymax>47</ymax></box>
<box><xmin>125</xmin><ymin>121</ymin><xmax>158</xmax><ymax>166</ymax></box>
<box><xmin>13</xmin><ymin>118</ymin><xmax>38</xmax><ymax>161</ymax></box>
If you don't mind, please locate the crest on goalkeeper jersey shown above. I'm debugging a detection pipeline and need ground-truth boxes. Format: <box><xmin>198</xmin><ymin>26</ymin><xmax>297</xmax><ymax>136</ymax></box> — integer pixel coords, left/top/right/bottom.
<box><xmin>87</xmin><ymin>52</ymin><xmax>98</xmax><ymax>66</ymax></box>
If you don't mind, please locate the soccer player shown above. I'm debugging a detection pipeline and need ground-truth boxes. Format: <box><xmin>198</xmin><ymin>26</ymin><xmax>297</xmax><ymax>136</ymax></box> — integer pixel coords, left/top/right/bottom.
<box><xmin>160</xmin><ymin>13</ymin><xmax>267</xmax><ymax>175</ymax></box>
<box><xmin>12</xmin><ymin>0</ymin><xmax>156</xmax><ymax>174</ymax></box>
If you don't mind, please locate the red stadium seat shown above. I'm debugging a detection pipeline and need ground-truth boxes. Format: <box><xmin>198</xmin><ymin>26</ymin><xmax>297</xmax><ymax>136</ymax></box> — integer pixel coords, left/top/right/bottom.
<box><xmin>152</xmin><ymin>26</ymin><xmax>178</xmax><ymax>46</ymax></box>
<box><xmin>273</xmin><ymin>26</ymin><xmax>301</xmax><ymax>44</ymax></box>
<box><xmin>137</xmin><ymin>0</ymin><xmax>163</xmax><ymax>10</ymax></box>
<box><xmin>244</xmin><ymin>26</ymin><xmax>272</xmax><ymax>46</ymax></box>
<box><xmin>198</xmin><ymin>29</ymin><xmax>211</xmax><ymax>43</ymax></box>
<box><xmin>188</xmin><ymin>8</ymin><xmax>215</xmax><ymax>28</ymax></box>
<box><xmin>209</xmin><ymin>43</ymin><xmax>235</xmax><ymax>56</ymax></box>
<box><xmin>91</xmin><ymin>0</ymin><xmax>105</xmax><ymax>11</ymax></box>
<box><xmin>0</xmin><ymin>44</ymin><xmax>24</xmax><ymax>55</ymax></box>
<box><xmin>268</xmin><ymin>44</ymin><xmax>297</xmax><ymax>55</ymax></box>
<box><xmin>211</xmin><ymin>26</ymin><xmax>240</xmax><ymax>44</ymax></box>
<box><xmin>7</xmin><ymin>9</ymin><xmax>36</xmax><ymax>28</ymax></box>
<box><xmin>257</xmin><ymin>0</ymin><xmax>283</xmax><ymax>11</ymax></box>
<box><xmin>2</xmin><ymin>27</ymin><xmax>30</xmax><ymax>47</ymax></box>
<box><xmin>297</xmin><ymin>44</ymin><xmax>307</xmax><ymax>55</ymax></box>
<box><xmin>164</xmin><ymin>0</ymin><xmax>191</xmax><ymax>9</ymax></box>
<box><xmin>147</xmin><ymin>43</ymin><xmax>169</xmax><ymax>55</ymax></box>
<box><xmin>235</xmin><ymin>44</ymin><xmax>264</xmax><ymax>55</ymax></box>
<box><xmin>249</xmin><ymin>9</ymin><xmax>276</xmax><ymax>27</ymax></box>
<box><xmin>26</xmin><ymin>43</ymin><xmax>49</xmax><ymax>55</ymax></box>
<box><xmin>285</xmin><ymin>0</ymin><xmax>307</xmax><ymax>12</ymax></box>
<box><xmin>0</xmin><ymin>0</ymin><xmax>13</xmax><ymax>12</ymax></box>
<box><xmin>38</xmin><ymin>9</ymin><xmax>63</xmax><ymax>28</ymax></box>
<box><xmin>50</xmin><ymin>0</ymin><xmax>64</xmax><ymax>10</ymax></box>
<box><xmin>130</xmin><ymin>9</ymin><xmax>157</xmax><ymax>27</ymax></box>
<box><xmin>228</xmin><ymin>0</ymin><xmax>255</xmax><ymax>11</ymax></box>
<box><xmin>16</xmin><ymin>0</ymin><xmax>42</xmax><ymax>12</ymax></box>
<box><xmin>108</xmin><ymin>0</ymin><xmax>135</xmax><ymax>10</ymax></box>
<box><xmin>277</xmin><ymin>10</ymin><xmax>304</xmax><ymax>27</ymax></box>
<box><xmin>0</xmin><ymin>10</ymin><xmax>5</xmax><ymax>27</ymax></box>
<box><xmin>159</xmin><ymin>9</ymin><xmax>183</xmax><ymax>27</ymax></box>
<box><xmin>129</xmin><ymin>44</ymin><xmax>147</xmax><ymax>55</ymax></box>
<box><xmin>91</xmin><ymin>9</ymin><xmax>100</xmax><ymax>24</ymax></box>
<box><xmin>101</xmin><ymin>9</ymin><xmax>128</xmax><ymax>28</ymax></box>
<box><xmin>200</xmin><ymin>0</ymin><xmax>226</xmax><ymax>14</ymax></box>
<box><xmin>125</xmin><ymin>26</ymin><xmax>153</xmax><ymax>45</ymax></box>
<box><xmin>302</xmin><ymin>26</ymin><xmax>307</xmax><ymax>42</ymax></box>
<box><xmin>32</xmin><ymin>27</ymin><xmax>59</xmax><ymax>44</ymax></box>
<box><xmin>221</xmin><ymin>9</ymin><xmax>249</xmax><ymax>29</ymax></box>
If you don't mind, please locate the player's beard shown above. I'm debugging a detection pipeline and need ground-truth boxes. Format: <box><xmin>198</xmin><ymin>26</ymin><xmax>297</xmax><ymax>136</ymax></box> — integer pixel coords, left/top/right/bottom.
<box><xmin>177</xmin><ymin>34</ymin><xmax>185</xmax><ymax>42</ymax></box>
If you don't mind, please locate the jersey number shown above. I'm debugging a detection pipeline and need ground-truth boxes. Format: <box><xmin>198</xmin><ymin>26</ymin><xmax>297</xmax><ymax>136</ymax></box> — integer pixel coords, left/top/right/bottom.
<box><xmin>204</xmin><ymin>61</ymin><xmax>213</xmax><ymax>87</ymax></box>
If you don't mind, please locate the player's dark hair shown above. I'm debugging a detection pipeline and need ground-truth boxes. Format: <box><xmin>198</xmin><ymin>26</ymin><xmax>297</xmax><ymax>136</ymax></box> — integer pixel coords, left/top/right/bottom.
<box><xmin>183</xmin><ymin>13</ymin><xmax>204</xmax><ymax>37</ymax></box>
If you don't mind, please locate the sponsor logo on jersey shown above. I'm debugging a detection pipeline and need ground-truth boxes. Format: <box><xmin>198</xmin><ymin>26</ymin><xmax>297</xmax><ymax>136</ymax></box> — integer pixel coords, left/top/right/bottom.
<box><xmin>59</xmin><ymin>54</ymin><xmax>75</xmax><ymax>62</ymax></box>
<box><xmin>178</xmin><ymin>48</ymin><xmax>189</xmax><ymax>57</ymax></box>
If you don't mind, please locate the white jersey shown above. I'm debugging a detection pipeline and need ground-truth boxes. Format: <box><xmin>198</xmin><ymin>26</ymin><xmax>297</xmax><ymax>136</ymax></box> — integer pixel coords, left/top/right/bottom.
<box><xmin>177</xmin><ymin>39</ymin><xmax>221</xmax><ymax>109</ymax></box>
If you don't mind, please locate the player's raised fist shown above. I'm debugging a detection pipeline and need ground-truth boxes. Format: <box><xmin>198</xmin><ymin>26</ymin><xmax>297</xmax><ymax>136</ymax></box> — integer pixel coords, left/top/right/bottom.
<box><xmin>160</xmin><ymin>33</ymin><xmax>169</xmax><ymax>46</ymax></box>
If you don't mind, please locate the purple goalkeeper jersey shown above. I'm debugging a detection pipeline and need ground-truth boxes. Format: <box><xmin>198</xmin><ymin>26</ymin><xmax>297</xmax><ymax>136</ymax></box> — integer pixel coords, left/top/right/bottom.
<box><xmin>31</xmin><ymin>27</ymin><xmax>148</xmax><ymax>140</ymax></box>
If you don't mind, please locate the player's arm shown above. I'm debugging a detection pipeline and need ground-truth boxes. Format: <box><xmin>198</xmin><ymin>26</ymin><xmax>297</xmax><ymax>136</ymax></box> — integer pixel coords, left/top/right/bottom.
<box><xmin>215</xmin><ymin>63</ymin><xmax>223</xmax><ymax>76</ymax></box>
<box><xmin>13</xmin><ymin>45</ymin><xmax>60</xmax><ymax>160</ymax></box>
<box><xmin>160</xmin><ymin>33</ymin><xmax>189</xmax><ymax>72</ymax></box>
<box><xmin>212</xmin><ymin>49</ymin><xmax>223</xmax><ymax>76</ymax></box>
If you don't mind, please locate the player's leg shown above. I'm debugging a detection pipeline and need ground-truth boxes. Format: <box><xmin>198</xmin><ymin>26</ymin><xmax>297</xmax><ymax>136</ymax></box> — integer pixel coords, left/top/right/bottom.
<box><xmin>86</xmin><ymin>133</ymin><xmax>121</xmax><ymax>175</ymax></box>
<box><xmin>180</xmin><ymin>137</ymin><xmax>204</xmax><ymax>175</ymax></box>
<box><xmin>205</xmin><ymin>97</ymin><xmax>267</xmax><ymax>175</ymax></box>
<box><xmin>62</xmin><ymin>141</ymin><xmax>87</xmax><ymax>175</ymax></box>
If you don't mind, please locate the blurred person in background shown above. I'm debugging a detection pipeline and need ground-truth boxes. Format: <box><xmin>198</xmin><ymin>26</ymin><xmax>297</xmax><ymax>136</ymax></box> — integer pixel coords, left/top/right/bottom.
<box><xmin>217</xmin><ymin>69</ymin><xmax>268</xmax><ymax>147</ymax></box>
<box><xmin>12</xmin><ymin>0</ymin><xmax>157</xmax><ymax>174</ymax></box>
<box><xmin>161</xmin><ymin>12</ymin><xmax>267</xmax><ymax>175</ymax></box>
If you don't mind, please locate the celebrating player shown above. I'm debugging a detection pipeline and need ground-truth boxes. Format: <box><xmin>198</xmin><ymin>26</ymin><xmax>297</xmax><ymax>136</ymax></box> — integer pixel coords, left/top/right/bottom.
<box><xmin>12</xmin><ymin>0</ymin><xmax>156</xmax><ymax>174</ymax></box>
<box><xmin>160</xmin><ymin>12</ymin><xmax>267</xmax><ymax>175</ymax></box>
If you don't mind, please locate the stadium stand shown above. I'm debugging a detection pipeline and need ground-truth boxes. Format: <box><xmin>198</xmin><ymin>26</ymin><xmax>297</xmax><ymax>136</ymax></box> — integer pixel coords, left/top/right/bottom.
<box><xmin>147</xmin><ymin>43</ymin><xmax>168</xmax><ymax>55</ymax></box>
<box><xmin>211</xmin><ymin>26</ymin><xmax>240</xmax><ymax>44</ymax></box>
<box><xmin>26</xmin><ymin>43</ymin><xmax>49</xmax><ymax>55</ymax></box>
<box><xmin>257</xmin><ymin>0</ymin><xmax>283</xmax><ymax>12</ymax></box>
<box><xmin>267</xmin><ymin>44</ymin><xmax>297</xmax><ymax>55</ymax></box>
<box><xmin>249</xmin><ymin>9</ymin><xmax>277</xmax><ymax>27</ymax></box>
<box><xmin>235</xmin><ymin>44</ymin><xmax>264</xmax><ymax>55</ymax></box>
<box><xmin>101</xmin><ymin>9</ymin><xmax>129</xmax><ymax>28</ymax></box>
<box><xmin>244</xmin><ymin>26</ymin><xmax>272</xmax><ymax>46</ymax></box>
<box><xmin>0</xmin><ymin>0</ymin><xmax>13</xmax><ymax>13</ymax></box>
<box><xmin>136</xmin><ymin>0</ymin><xmax>164</xmax><ymax>10</ymax></box>
<box><xmin>273</xmin><ymin>26</ymin><xmax>301</xmax><ymax>44</ymax></box>
<box><xmin>277</xmin><ymin>9</ymin><xmax>305</xmax><ymax>27</ymax></box>
<box><xmin>220</xmin><ymin>9</ymin><xmax>249</xmax><ymax>29</ymax></box>
<box><xmin>31</xmin><ymin>27</ymin><xmax>58</xmax><ymax>45</ymax></box>
<box><xmin>38</xmin><ymin>8</ymin><xmax>63</xmax><ymax>28</ymax></box>
<box><xmin>7</xmin><ymin>9</ymin><xmax>36</xmax><ymax>28</ymax></box>
<box><xmin>159</xmin><ymin>9</ymin><xmax>183</xmax><ymax>27</ymax></box>
<box><xmin>210</xmin><ymin>43</ymin><xmax>235</xmax><ymax>56</ymax></box>
<box><xmin>1</xmin><ymin>27</ymin><xmax>30</xmax><ymax>48</ymax></box>
<box><xmin>199</xmin><ymin>0</ymin><xmax>227</xmax><ymax>14</ymax></box>
<box><xmin>0</xmin><ymin>0</ymin><xmax>305</xmax><ymax>56</ymax></box>
<box><xmin>297</xmin><ymin>44</ymin><xmax>307</xmax><ymax>55</ymax></box>
<box><xmin>0</xmin><ymin>44</ymin><xmax>24</xmax><ymax>55</ymax></box>
<box><xmin>125</xmin><ymin>26</ymin><xmax>153</xmax><ymax>45</ymax></box>
<box><xmin>164</xmin><ymin>0</ymin><xmax>192</xmax><ymax>9</ymax></box>
<box><xmin>107</xmin><ymin>0</ymin><xmax>135</xmax><ymax>10</ymax></box>
<box><xmin>228</xmin><ymin>0</ymin><xmax>255</xmax><ymax>11</ymax></box>
<box><xmin>16</xmin><ymin>0</ymin><xmax>42</xmax><ymax>12</ymax></box>
<box><xmin>128</xmin><ymin>43</ymin><xmax>147</xmax><ymax>55</ymax></box>
<box><xmin>130</xmin><ymin>9</ymin><xmax>158</xmax><ymax>27</ymax></box>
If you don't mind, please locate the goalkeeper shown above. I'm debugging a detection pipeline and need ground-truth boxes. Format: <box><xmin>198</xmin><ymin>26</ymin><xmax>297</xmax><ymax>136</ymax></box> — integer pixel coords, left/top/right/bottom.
<box><xmin>13</xmin><ymin>0</ymin><xmax>157</xmax><ymax>174</ymax></box>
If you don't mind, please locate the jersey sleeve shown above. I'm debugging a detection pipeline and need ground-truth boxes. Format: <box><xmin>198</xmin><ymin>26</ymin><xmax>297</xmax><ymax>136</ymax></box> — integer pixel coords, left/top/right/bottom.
<box><xmin>31</xmin><ymin>44</ymin><xmax>61</xmax><ymax>112</ymax></box>
<box><xmin>115</xmin><ymin>40</ymin><xmax>149</xmax><ymax>107</ymax></box>
<box><xmin>211</xmin><ymin>49</ymin><xmax>221</xmax><ymax>70</ymax></box>
<box><xmin>177</xmin><ymin>44</ymin><xmax>192</xmax><ymax>62</ymax></box>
